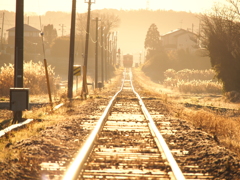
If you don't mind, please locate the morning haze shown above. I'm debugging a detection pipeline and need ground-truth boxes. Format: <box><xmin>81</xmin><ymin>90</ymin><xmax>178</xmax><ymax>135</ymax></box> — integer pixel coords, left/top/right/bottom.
<box><xmin>0</xmin><ymin>9</ymin><xmax>199</xmax><ymax>56</ymax></box>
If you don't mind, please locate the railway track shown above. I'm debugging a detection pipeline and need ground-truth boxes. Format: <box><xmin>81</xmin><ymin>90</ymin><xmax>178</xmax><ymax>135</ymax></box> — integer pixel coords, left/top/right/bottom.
<box><xmin>1</xmin><ymin>69</ymin><xmax>239</xmax><ymax>179</ymax></box>
<box><xmin>63</xmin><ymin>69</ymin><xmax>185</xmax><ymax>180</ymax></box>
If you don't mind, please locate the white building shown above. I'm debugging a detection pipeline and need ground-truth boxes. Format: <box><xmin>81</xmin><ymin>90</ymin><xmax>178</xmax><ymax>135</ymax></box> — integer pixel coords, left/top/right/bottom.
<box><xmin>161</xmin><ymin>29</ymin><xmax>198</xmax><ymax>53</ymax></box>
<box><xmin>6</xmin><ymin>24</ymin><xmax>41</xmax><ymax>47</ymax></box>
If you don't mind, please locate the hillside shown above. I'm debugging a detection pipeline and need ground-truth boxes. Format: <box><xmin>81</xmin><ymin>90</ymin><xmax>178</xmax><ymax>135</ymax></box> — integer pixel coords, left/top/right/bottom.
<box><xmin>1</xmin><ymin>9</ymin><xmax>199</xmax><ymax>61</ymax></box>
<box><xmin>107</xmin><ymin>9</ymin><xmax>200</xmax><ymax>58</ymax></box>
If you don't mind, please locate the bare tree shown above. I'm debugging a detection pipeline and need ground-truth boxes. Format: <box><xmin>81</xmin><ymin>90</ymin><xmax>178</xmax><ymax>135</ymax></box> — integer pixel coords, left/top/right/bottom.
<box><xmin>98</xmin><ymin>12</ymin><xmax>120</xmax><ymax>33</ymax></box>
<box><xmin>76</xmin><ymin>11</ymin><xmax>120</xmax><ymax>59</ymax></box>
<box><xmin>200</xmin><ymin>0</ymin><xmax>240</xmax><ymax>93</ymax></box>
<box><xmin>76</xmin><ymin>11</ymin><xmax>120</xmax><ymax>38</ymax></box>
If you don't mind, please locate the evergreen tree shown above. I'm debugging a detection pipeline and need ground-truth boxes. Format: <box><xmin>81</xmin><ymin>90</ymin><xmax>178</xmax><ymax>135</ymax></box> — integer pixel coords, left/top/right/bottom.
<box><xmin>43</xmin><ymin>24</ymin><xmax>58</xmax><ymax>45</ymax></box>
<box><xmin>144</xmin><ymin>23</ymin><xmax>161</xmax><ymax>60</ymax></box>
<box><xmin>142</xmin><ymin>23</ymin><xmax>169</xmax><ymax>81</ymax></box>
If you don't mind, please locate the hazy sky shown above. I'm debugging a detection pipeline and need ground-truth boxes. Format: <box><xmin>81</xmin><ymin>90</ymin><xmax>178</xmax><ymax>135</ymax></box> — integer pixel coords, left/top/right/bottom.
<box><xmin>0</xmin><ymin>0</ymin><xmax>228</xmax><ymax>15</ymax></box>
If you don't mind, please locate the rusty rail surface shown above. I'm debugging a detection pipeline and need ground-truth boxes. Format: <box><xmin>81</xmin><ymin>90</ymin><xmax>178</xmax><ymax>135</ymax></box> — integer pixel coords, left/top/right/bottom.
<box><xmin>62</xmin><ymin>70</ymin><xmax>127</xmax><ymax>180</ymax></box>
<box><xmin>63</xmin><ymin>69</ymin><xmax>185</xmax><ymax>180</ymax></box>
<box><xmin>129</xmin><ymin>71</ymin><xmax>185</xmax><ymax>180</ymax></box>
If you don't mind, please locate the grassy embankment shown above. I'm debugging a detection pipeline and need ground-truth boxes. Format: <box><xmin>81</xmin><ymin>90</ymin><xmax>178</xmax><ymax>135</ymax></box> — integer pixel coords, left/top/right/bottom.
<box><xmin>134</xmin><ymin>68</ymin><xmax>240</xmax><ymax>158</ymax></box>
<box><xmin>0</xmin><ymin>68</ymin><xmax>122</xmax><ymax>162</ymax></box>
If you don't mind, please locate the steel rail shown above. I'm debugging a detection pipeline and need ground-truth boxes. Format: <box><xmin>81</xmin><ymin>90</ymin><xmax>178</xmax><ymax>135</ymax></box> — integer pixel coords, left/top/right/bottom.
<box><xmin>129</xmin><ymin>70</ymin><xmax>186</xmax><ymax>180</ymax></box>
<box><xmin>62</xmin><ymin>70</ymin><xmax>127</xmax><ymax>180</ymax></box>
<box><xmin>0</xmin><ymin>103</ymin><xmax>64</xmax><ymax>138</ymax></box>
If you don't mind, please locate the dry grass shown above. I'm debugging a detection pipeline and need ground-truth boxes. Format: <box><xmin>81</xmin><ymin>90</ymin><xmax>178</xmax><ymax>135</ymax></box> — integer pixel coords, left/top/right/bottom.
<box><xmin>0</xmin><ymin>61</ymin><xmax>60</xmax><ymax>96</ymax></box>
<box><xmin>163</xmin><ymin>69</ymin><xmax>222</xmax><ymax>94</ymax></box>
<box><xmin>180</xmin><ymin>109</ymin><xmax>240</xmax><ymax>156</ymax></box>
<box><xmin>0</xmin><ymin>69</ymin><xmax>123</xmax><ymax>163</ymax></box>
<box><xmin>0</xmin><ymin>101</ymin><xmax>75</xmax><ymax>162</ymax></box>
<box><xmin>164</xmin><ymin>69</ymin><xmax>216</xmax><ymax>81</ymax></box>
<box><xmin>0</xmin><ymin>110</ymin><xmax>12</xmax><ymax>121</ymax></box>
<box><xmin>133</xmin><ymin>68</ymin><xmax>240</xmax><ymax>157</ymax></box>
<box><xmin>0</xmin><ymin>92</ymin><xmax>66</xmax><ymax>127</ymax></box>
<box><xmin>0</xmin><ymin>110</ymin><xmax>13</xmax><ymax>129</ymax></box>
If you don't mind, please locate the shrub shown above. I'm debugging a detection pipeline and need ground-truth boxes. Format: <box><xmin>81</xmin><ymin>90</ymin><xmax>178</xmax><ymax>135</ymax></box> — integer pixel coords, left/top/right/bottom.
<box><xmin>163</xmin><ymin>69</ymin><xmax>222</xmax><ymax>94</ymax></box>
<box><xmin>0</xmin><ymin>61</ymin><xmax>60</xmax><ymax>96</ymax></box>
<box><xmin>0</xmin><ymin>63</ymin><xmax>14</xmax><ymax>96</ymax></box>
<box><xmin>164</xmin><ymin>69</ymin><xmax>176</xmax><ymax>79</ymax></box>
<box><xmin>176</xmin><ymin>69</ymin><xmax>216</xmax><ymax>81</ymax></box>
<box><xmin>177</xmin><ymin>80</ymin><xmax>222</xmax><ymax>94</ymax></box>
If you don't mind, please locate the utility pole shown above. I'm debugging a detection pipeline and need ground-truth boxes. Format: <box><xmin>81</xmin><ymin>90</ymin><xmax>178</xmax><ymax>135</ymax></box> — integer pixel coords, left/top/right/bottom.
<box><xmin>59</xmin><ymin>24</ymin><xmax>65</xmax><ymax>36</ymax></box>
<box><xmin>0</xmin><ymin>12</ymin><xmax>4</xmax><ymax>52</ymax></box>
<box><xmin>13</xmin><ymin>0</ymin><xmax>24</xmax><ymax>123</ymax></box>
<box><xmin>101</xmin><ymin>26</ymin><xmax>105</xmax><ymax>87</ymax></box>
<box><xmin>67</xmin><ymin>0</ymin><xmax>76</xmax><ymax>100</ymax></box>
<box><xmin>139</xmin><ymin>51</ymin><xmax>142</xmax><ymax>65</ymax></box>
<box><xmin>111</xmin><ymin>32</ymin><xmax>113</xmax><ymax>65</ymax></box>
<box><xmin>146</xmin><ymin>0</ymin><xmax>150</xmax><ymax>10</ymax></box>
<box><xmin>105</xmin><ymin>33</ymin><xmax>109</xmax><ymax>81</ymax></box>
<box><xmin>112</xmin><ymin>32</ymin><xmax>117</xmax><ymax>66</ymax></box>
<box><xmin>94</xmin><ymin>17</ymin><xmax>100</xmax><ymax>88</ymax></box>
<box><xmin>82</xmin><ymin>0</ymin><xmax>95</xmax><ymax>98</ymax></box>
<box><xmin>114</xmin><ymin>32</ymin><xmax>118</xmax><ymax>66</ymax></box>
<box><xmin>109</xmin><ymin>37</ymin><xmax>112</xmax><ymax>66</ymax></box>
<box><xmin>108</xmin><ymin>33</ymin><xmax>112</xmax><ymax>78</ymax></box>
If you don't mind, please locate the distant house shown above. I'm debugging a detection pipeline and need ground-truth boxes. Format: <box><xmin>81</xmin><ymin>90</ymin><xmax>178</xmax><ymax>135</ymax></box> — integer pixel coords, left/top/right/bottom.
<box><xmin>161</xmin><ymin>29</ymin><xmax>198</xmax><ymax>53</ymax></box>
<box><xmin>6</xmin><ymin>24</ymin><xmax>41</xmax><ymax>47</ymax></box>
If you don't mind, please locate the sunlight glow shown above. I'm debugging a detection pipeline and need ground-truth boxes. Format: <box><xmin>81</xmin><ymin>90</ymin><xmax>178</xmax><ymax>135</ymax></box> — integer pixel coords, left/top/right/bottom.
<box><xmin>0</xmin><ymin>0</ymin><xmax>227</xmax><ymax>15</ymax></box>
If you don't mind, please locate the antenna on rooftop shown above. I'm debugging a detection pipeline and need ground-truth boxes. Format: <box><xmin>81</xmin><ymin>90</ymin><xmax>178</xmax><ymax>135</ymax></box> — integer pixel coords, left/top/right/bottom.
<box><xmin>146</xmin><ymin>0</ymin><xmax>150</xmax><ymax>10</ymax></box>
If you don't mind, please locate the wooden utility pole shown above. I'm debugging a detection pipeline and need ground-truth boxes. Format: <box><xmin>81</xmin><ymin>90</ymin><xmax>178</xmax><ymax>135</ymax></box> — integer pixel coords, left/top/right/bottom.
<box><xmin>107</xmin><ymin>33</ymin><xmax>111</xmax><ymax>80</ymax></box>
<box><xmin>101</xmin><ymin>26</ymin><xmax>105</xmax><ymax>87</ymax></box>
<box><xmin>68</xmin><ymin>0</ymin><xmax>76</xmax><ymax>100</ymax></box>
<box><xmin>13</xmin><ymin>0</ymin><xmax>24</xmax><ymax>123</ymax></box>
<box><xmin>59</xmin><ymin>24</ymin><xmax>66</xmax><ymax>36</ymax></box>
<box><xmin>114</xmin><ymin>32</ymin><xmax>117</xmax><ymax>65</ymax></box>
<box><xmin>94</xmin><ymin>17</ymin><xmax>100</xmax><ymax>88</ymax></box>
<box><xmin>105</xmin><ymin>33</ymin><xmax>109</xmax><ymax>81</ymax></box>
<box><xmin>82</xmin><ymin>0</ymin><xmax>94</xmax><ymax>98</ymax></box>
<box><xmin>111</xmin><ymin>32</ymin><xmax>114</xmax><ymax>65</ymax></box>
<box><xmin>0</xmin><ymin>12</ymin><xmax>4</xmax><ymax>51</ymax></box>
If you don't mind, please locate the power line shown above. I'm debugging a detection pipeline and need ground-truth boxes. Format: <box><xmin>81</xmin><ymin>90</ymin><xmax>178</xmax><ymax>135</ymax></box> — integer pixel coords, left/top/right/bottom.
<box><xmin>146</xmin><ymin>0</ymin><xmax>150</xmax><ymax>10</ymax></box>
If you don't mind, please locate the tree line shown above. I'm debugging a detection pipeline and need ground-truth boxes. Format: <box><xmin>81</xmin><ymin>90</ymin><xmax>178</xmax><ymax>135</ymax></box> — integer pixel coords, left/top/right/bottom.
<box><xmin>143</xmin><ymin>0</ymin><xmax>240</xmax><ymax>94</ymax></box>
<box><xmin>43</xmin><ymin>11</ymin><xmax>120</xmax><ymax>59</ymax></box>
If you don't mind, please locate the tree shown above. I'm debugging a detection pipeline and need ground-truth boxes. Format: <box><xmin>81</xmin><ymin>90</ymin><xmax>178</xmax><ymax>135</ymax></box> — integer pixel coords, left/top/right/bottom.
<box><xmin>76</xmin><ymin>11</ymin><xmax>120</xmax><ymax>44</ymax></box>
<box><xmin>144</xmin><ymin>23</ymin><xmax>162</xmax><ymax>60</ymax></box>
<box><xmin>144</xmin><ymin>23</ymin><xmax>160</xmax><ymax>50</ymax></box>
<box><xmin>51</xmin><ymin>36</ymin><xmax>69</xmax><ymax>57</ymax></box>
<box><xmin>98</xmin><ymin>12</ymin><xmax>120</xmax><ymax>33</ymax></box>
<box><xmin>142</xmin><ymin>24</ymin><xmax>169</xmax><ymax>81</ymax></box>
<box><xmin>76</xmin><ymin>11</ymin><xmax>120</xmax><ymax>76</ymax></box>
<box><xmin>200</xmin><ymin>0</ymin><xmax>240</xmax><ymax>93</ymax></box>
<box><xmin>43</xmin><ymin>24</ymin><xmax>58</xmax><ymax>45</ymax></box>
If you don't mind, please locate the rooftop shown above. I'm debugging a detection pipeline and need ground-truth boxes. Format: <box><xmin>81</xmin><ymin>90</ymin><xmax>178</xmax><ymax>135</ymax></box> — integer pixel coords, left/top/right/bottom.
<box><xmin>7</xmin><ymin>24</ymin><xmax>41</xmax><ymax>32</ymax></box>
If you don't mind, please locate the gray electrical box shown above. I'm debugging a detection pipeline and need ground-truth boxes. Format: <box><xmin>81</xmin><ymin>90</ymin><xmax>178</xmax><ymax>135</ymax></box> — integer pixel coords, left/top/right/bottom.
<box><xmin>10</xmin><ymin>88</ymin><xmax>29</xmax><ymax>111</ymax></box>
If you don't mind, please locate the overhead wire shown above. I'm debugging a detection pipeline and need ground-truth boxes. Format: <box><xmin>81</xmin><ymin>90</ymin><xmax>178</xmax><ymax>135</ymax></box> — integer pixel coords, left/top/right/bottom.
<box><xmin>37</xmin><ymin>0</ymin><xmax>46</xmax><ymax>59</ymax></box>
<box><xmin>71</xmin><ymin>1</ymin><xmax>113</xmax><ymax>55</ymax></box>
<box><xmin>76</xmin><ymin>23</ymin><xmax>113</xmax><ymax>54</ymax></box>
<box><xmin>39</xmin><ymin>16</ymin><xmax>46</xmax><ymax>59</ymax></box>
<box><xmin>75</xmin><ymin>2</ymin><xmax>85</xmax><ymax>56</ymax></box>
